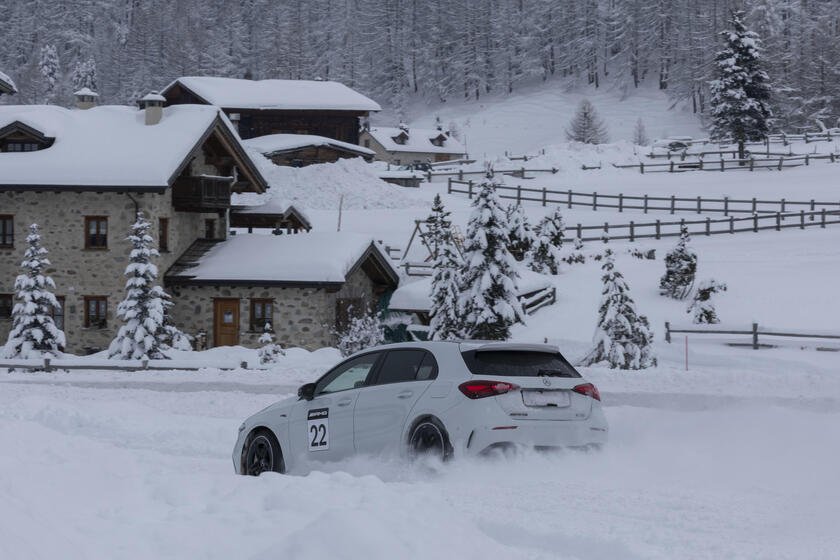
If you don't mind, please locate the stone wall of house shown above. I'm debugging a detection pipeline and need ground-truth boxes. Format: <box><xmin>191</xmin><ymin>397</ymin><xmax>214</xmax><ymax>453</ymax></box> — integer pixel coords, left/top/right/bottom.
<box><xmin>0</xmin><ymin>189</ymin><xmax>226</xmax><ymax>354</ymax></box>
<box><xmin>167</xmin><ymin>265</ymin><xmax>380</xmax><ymax>352</ymax></box>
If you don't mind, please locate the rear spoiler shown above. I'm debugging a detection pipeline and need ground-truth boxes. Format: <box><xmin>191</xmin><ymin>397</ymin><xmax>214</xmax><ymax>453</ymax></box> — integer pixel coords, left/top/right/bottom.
<box><xmin>459</xmin><ymin>342</ymin><xmax>561</xmax><ymax>353</ymax></box>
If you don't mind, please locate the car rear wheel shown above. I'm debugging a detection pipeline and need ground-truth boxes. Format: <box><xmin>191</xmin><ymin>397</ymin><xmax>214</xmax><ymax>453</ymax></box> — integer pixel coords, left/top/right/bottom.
<box><xmin>408</xmin><ymin>418</ymin><xmax>452</xmax><ymax>462</ymax></box>
<box><xmin>242</xmin><ymin>429</ymin><xmax>284</xmax><ymax>476</ymax></box>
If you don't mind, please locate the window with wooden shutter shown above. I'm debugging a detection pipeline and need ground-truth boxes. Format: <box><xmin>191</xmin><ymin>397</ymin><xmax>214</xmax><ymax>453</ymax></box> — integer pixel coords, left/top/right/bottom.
<box><xmin>250</xmin><ymin>299</ymin><xmax>274</xmax><ymax>331</ymax></box>
<box><xmin>84</xmin><ymin>296</ymin><xmax>107</xmax><ymax>328</ymax></box>
<box><xmin>0</xmin><ymin>215</ymin><xmax>13</xmax><ymax>247</ymax></box>
<box><xmin>85</xmin><ymin>216</ymin><xmax>108</xmax><ymax>249</ymax></box>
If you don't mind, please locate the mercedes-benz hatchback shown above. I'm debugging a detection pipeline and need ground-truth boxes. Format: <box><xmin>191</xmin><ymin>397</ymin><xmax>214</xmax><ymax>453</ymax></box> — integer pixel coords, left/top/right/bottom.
<box><xmin>234</xmin><ymin>341</ymin><xmax>608</xmax><ymax>475</ymax></box>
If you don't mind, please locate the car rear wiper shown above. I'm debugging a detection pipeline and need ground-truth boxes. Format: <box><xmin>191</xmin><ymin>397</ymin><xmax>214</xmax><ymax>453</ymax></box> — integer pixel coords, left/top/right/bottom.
<box><xmin>537</xmin><ymin>369</ymin><xmax>576</xmax><ymax>378</ymax></box>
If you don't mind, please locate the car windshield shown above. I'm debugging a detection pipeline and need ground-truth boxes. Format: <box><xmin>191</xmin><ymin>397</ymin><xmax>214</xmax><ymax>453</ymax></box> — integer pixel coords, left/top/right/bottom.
<box><xmin>461</xmin><ymin>350</ymin><xmax>581</xmax><ymax>378</ymax></box>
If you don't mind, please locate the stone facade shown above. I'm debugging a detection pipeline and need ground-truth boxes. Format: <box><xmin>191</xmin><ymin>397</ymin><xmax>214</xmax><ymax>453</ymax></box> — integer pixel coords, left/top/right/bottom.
<box><xmin>168</xmin><ymin>265</ymin><xmax>379</xmax><ymax>351</ymax></box>
<box><xmin>0</xmin><ymin>188</ymin><xmax>225</xmax><ymax>353</ymax></box>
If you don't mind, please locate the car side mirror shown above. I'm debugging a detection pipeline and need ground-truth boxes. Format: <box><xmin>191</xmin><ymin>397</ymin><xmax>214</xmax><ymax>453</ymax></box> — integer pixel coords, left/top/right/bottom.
<box><xmin>298</xmin><ymin>383</ymin><xmax>316</xmax><ymax>401</ymax></box>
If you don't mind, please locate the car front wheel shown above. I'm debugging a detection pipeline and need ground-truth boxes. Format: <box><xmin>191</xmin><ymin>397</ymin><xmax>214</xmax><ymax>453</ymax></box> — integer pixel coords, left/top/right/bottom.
<box><xmin>242</xmin><ymin>429</ymin><xmax>285</xmax><ymax>475</ymax></box>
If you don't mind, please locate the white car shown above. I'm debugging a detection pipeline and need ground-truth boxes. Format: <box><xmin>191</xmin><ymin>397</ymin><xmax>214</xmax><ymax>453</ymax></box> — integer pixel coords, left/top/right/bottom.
<box><xmin>233</xmin><ymin>341</ymin><xmax>608</xmax><ymax>475</ymax></box>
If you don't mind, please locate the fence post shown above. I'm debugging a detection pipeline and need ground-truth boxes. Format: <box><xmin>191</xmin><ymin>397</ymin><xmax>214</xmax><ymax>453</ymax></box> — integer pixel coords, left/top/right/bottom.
<box><xmin>468</xmin><ymin>180</ymin><xmax>474</xmax><ymax>199</ymax></box>
<box><xmin>720</xmin><ymin>158</ymin><xmax>725</xmax><ymax>171</ymax></box>
<box><xmin>705</xmin><ymin>217</ymin><xmax>711</xmax><ymax>236</ymax></box>
<box><xmin>640</xmin><ymin>161</ymin><xmax>645</xmax><ymax>174</ymax></box>
<box><xmin>521</xmin><ymin>166</ymin><xmax>525</xmax><ymax>178</ymax></box>
<box><xmin>697</xmin><ymin>196</ymin><xmax>701</xmax><ymax>214</ymax></box>
<box><xmin>800</xmin><ymin>210</ymin><xmax>805</xmax><ymax>229</ymax></box>
<box><xmin>142</xmin><ymin>358</ymin><xmax>149</xmax><ymax>370</ymax></box>
<box><xmin>603</xmin><ymin>222</ymin><xmax>609</xmax><ymax>237</ymax></box>
<box><xmin>447</xmin><ymin>177</ymin><xmax>452</xmax><ymax>194</ymax></box>
<box><xmin>780</xmin><ymin>198</ymin><xmax>785</xmax><ymax>214</ymax></box>
<box><xmin>619</xmin><ymin>193</ymin><xmax>624</xmax><ymax>212</ymax></box>
<box><xmin>630</xmin><ymin>221</ymin><xmax>635</xmax><ymax>241</ymax></box>
<box><xmin>458</xmin><ymin>169</ymin><xmax>463</xmax><ymax>181</ymax></box>
<box><xmin>655</xmin><ymin>219</ymin><xmax>661</xmax><ymax>239</ymax></box>
<box><xmin>699</xmin><ymin>159</ymin><xmax>704</xmax><ymax>170</ymax></box>
<box><xmin>665</xmin><ymin>322</ymin><xmax>671</xmax><ymax>343</ymax></box>
<box><xmin>805</xmin><ymin>154</ymin><xmax>810</xmax><ymax>166</ymax></box>
<box><xmin>776</xmin><ymin>212</ymin><xmax>781</xmax><ymax>231</ymax></box>
<box><xmin>831</xmin><ymin>153</ymin><xmax>836</xmax><ymax>163</ymax></box>
<box><xmin>778</xmin><ymin>157</ymin><xmax>783</xmax><ymax>171</ymax></box>
<box><xmin>670</xmin><ymin>195</ymin><xmax>675</xmax><ymax>215</ymax></box>
<box><xmin>542</xmin><ymin>188</ymin><xmax>547</xmax><ymax>207</ymax></box>
<box><xmin>752</xmin><ymin>323</ymin><xmax>759</xmax><ymax>349</ymax></box>
<box><xmin>44</xmin><ymin>357</ymin><xmax>52</xmax><ymax>373</ymax></box>
<box><xmin>753</xmin><ymin>214</ymin><xmax>759</xmax><ymax>232</ymax></box>
<box><xmin>752</xmin><ymin>198</ymin><xmax>757</xmax><ymax>214</ymax></box>
<box><xmin>577</xmin><ymin>223</ymin><xmax>582</xmax><ymax>239</ymax></box>
<box><xmin>643</xmin><ymin>194</ymin><xmax>649</xmax><ymax>214</ymax></box>
<box><xmin>568</xmin><ymin>189</ymin><xmax>572</xmax><ymax>209</ymax></box>
<box><xmin>730</xmin><ymin>216</ymin><xmax>734</xmax><ymax>234</ymax></box>
<box><xmin>593</xmin><ymin>192</ymin><xmax>598</xmax><ymax>211</ymax></box>
<box><xmin>724</xmin><ymin>197</ymin><xmax>729</xmax><ymax>216</ymax></box>
<box><xmin>810</xmin><ymin>199</ymin><xmax>815</xmax><ymax>221</ymax></box>
<box><xmin>750</xmin><ymin>157</ymin><xmax>754</xmax><ymax>171</ymax></box>
<box><xmin>821</xmin><ymin>208</ymin><xmax>826</xmax><ymax>228</ymax></box>
<box><xmin>516</xmin><ymin>185</ymin><xmax>522</xmax><ymax>203</ymax></box>
<box><xmin>669</xmin><ymin>160</ymin><xmax>674</xmax><ymax>173</ymax></box>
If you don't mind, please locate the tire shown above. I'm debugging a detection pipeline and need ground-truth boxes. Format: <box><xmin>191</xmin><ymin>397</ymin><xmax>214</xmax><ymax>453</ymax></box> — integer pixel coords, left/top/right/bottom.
<box><xmin>242</xmin><ymin>429</ymin><xmax>285</xmax><ymax>476</ymax></box>
<box><xmin>407</xmin><ymin>417</ymin><xmax>453</xmax><ymax>462</ymax></box>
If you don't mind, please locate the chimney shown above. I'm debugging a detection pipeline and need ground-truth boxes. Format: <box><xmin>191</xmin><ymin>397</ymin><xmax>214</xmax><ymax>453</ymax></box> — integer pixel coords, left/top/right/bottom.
<box><xmin>228</xmin><ymin>112</ymin><xmax>241</xmax><ymax>134</ymax></box>
<box><xmin>137</xmin><ymin>91</ymin><xmax>166</xmax><ymax>125</ymax></box>
<box><xmin>74</xmin><ymin>87</ymin><xmax>99</xmax><ymax>110</ymax></box>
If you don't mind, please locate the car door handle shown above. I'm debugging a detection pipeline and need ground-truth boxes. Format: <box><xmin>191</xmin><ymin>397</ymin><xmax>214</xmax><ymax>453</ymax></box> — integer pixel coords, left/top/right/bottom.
<box><xmin>337</xmin><ymin>398</ymin><xmax>353</xmax><ymax>407</ymax></box>
<box><xmin>397</xmin><ymin>390</ymin><xmax>413</xmax><ymax>399</ymax></box>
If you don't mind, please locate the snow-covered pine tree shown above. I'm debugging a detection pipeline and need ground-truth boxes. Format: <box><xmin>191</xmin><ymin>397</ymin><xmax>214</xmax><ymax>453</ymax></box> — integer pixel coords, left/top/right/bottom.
<box><xmin>71</xmin><ymin>57</ymin><xmax>97</xmax><ymax>91</ymax></box>
<box><xmin>428</xmin><ymin>218</ymin><xmax>464</xmax><ymax>341</ymax></box>
<box><xmin>336</xmin><ymin>311</ymin><xmax>384</xmax><ymax>357</ymax></box>
<box><xmin>566</xmin><ymin>99</ymin><xmax>609</xmax><ymax>144</ymax></box>
<box><xmin>529</xmin><ymin>206</ymin><xmax>566</xmax><ymax>275</ymax></box>
<box><xmin>709</xmin><ymin>10</ymin><xmax>772</xmax><ymax>159</ymax></box>
<box><xmin>505</xmin><ymin>203</ymin><xmax>537</xmax><ymax>262</ymax></box>
<box><xmin>257</xmin><ymin>324</ymin><xmax>285</xmax><ymax>364</ymax></box>
<box><xmin>108</xmin><ymin>212</ymin><xmax>181</xmax><ymax>360</ymax></box>
<box><xmin>660</xmin><ymin>224</ymin><xmax>697</xmax><ymax>299</ymax></box>
<box><xmin>458</xmin><ymin>181</ymin><xmax>524</xmax><ymax>340</ymax></box>
<box><xmin>563</xmin><ymin>236</ymin><xmax>586</xmax><ymax>265</ymax></box>
<box><xmin>421</xmin><ymin>193</ymin><xmax>449</xmax><ymax>259</ymax></box>
<box><xmin>687</xmin><ymin>279</ymin><xmax>727</xmax><ymax>324</ymax></box>
<box><xmin>37</xmin><ymin>45</ymin><xmax>60</xmax><ymax>104</ymax></box>
<box><xmin>580</xmin><ymin>249</ymin><xmax>656</xmax><ymax>370</ymax></box>
<box><xmin>3</xmin><ymin>224</ymin><xmax>66</xmax><ymax>359</ymax></box>
<box><xmin>633</xmin><ymin>117</ymin><xmax>649</xmax><ymax>146</ymax></box>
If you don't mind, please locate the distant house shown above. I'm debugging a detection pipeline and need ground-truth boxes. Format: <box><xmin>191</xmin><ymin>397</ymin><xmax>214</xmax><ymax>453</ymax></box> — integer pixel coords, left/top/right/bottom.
<box><xmin>164</xmin><ymin>232</ymin><xmax>399</xmax><ymax>349</ymax></box>
<box><xmin>360</xmin><ymin>125</ymin><xmax>466</xmax><ymax>165</ymax></box>
<box><xmin>243</xmin><ymin>133</ymin><xmax>374</xmax><ymax>167</ymax></box>
<box><xmin>0</xmin><ymin>71</ymin><xmax>16</xmax><ymax>96</ymax></box>
<box><xmin>161</xmin><ymin>76</ymin><xmax>381</xmax><ymax>144</ymax></box>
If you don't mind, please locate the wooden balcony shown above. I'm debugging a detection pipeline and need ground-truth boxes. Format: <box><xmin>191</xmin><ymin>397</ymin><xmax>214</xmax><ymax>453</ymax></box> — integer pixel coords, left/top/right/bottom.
<box><xmin>172</xmin><ymin>175</ymin><xmax>232</xmax><ymax>212</ymax></box>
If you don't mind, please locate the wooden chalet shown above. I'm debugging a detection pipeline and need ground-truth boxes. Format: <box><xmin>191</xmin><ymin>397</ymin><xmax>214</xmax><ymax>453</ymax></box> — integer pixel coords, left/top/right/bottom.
<box><xmin>161</xmin><ymin>77</ymin><xmax>381</xmax><ymax>144</ymax></box>
<box><xmin>242</xmin><ymin>133</ymin><xmax>375</xmax><ymax>167</ymax></box>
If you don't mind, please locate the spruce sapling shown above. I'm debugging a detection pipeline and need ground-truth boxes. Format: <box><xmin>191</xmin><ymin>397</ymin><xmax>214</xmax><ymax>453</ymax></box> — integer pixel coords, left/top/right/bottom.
<box><xmin>529</xmin><ymin>206</ymin><xmax>566</xmax><ymax>274</ymax></box>
<box><xmin>428</xmin><ymin>200</ymin><xmax>464</xmax><ymax>341</ymax></box>
<box><xmin>258</xmin><ymin>324</ymin><xmax>285</xmax><ymax>364</ymax></box>
<box><xmin>660</xmin><ymin>224</ymin><xmax>697</xmax><ymax>299</ymax></box>
<box><xmin>687</xmin><ymin>279</ymin><xmax>728</xmax><ymax>324</ymax></box>
<box><xmin>506</xmin><ymin>203</ymin><xmax>537</xmax><ymax>261</ymax></box>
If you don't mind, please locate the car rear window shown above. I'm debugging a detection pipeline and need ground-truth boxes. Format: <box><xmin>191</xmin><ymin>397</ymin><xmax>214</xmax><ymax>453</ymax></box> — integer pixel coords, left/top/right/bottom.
<box><xmin>461</xmin><ymin>350</ymin><xmax>581</xmax><ymax>378</ymax></box>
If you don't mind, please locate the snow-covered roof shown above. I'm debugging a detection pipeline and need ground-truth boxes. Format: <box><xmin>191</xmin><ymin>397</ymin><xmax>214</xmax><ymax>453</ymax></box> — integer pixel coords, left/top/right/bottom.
<box><xmin>243</xmin><ymin>133</ymin><xmax>375</xmax><ymax>157</ymax></box>
<box><xmin>140</xmin><ymin>92</ymin><xmax>166</xmax><ymax>102</ymax></box>
<box><xmin>163</xmin><ymin>76</ymin><xmax>381</xmax><ymax>112</ymax></box>
<box><xmin>0</xmin><ymin>71</ymin><xmax>16</xmax><ymax>94</ymax></box>
<box><xmin>168</xmin><ymin>232</ymin><xmax>398</xmax><ymax>286</ymax></box>
<box><xmin>366</xmin><ymin>126</ymin><xmax>466</xmax><ymax>154</ymax></box>
<box><xmin>0</xmin><ymin>104</ymin><xmax>258</xmax><ymax>189</ymax></box>
<box><xmin>390</xmin><ymin>269</ymin><xmax>551</xmax><ymax>312</ymax></box>
<box><xmin>74</xmin><ymin>87</ymin><xmax>99</xmax><ymax>97</ymax></box>
<box><xmin>230</xmin><ymin>190</ymin><xmax>313</xmax><ymax>229</ymax></box>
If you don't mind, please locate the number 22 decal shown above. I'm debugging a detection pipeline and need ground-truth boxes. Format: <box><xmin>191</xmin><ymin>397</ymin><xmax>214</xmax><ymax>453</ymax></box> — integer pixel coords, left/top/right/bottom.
<box><xmin>307</xmin><ymin>408</ymin><xmax>329</xmax><ymax>451</ymax></box>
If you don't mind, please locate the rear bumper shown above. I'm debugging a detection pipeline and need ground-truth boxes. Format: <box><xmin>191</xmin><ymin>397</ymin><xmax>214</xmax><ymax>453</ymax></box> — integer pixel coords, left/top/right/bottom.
<box><xmin>461</xmin><ymin>404</ymin><xmax>609</xmax><ymax>455</ymax></box>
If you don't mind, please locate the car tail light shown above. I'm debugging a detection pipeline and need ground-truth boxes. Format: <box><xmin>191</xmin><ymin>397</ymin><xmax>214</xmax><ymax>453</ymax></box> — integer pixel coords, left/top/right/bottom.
<box><xmin>458</xmin><ymin>380</ymin><xmax>520</xmax><ymax>399</ymax></box>
<box><xmin>572</xmin><ymin>383</ymin><xmax>601</xmax><ymax>401</ymax></box>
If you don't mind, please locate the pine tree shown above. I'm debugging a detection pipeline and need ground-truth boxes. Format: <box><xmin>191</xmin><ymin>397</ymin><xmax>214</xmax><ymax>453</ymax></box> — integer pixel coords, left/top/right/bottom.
<box><xmin>563</xmin><ymin>236</ymin><xmax>586</xmax><ymax>265</ymax></box>
<box><xmin>421</xmin><ymin>194</ymin><xmax>449</xmax><ymax>259</ymax></box>
<box><xmin>580</xmin><ymin>249</ymin><xmax>656</xmax><ymax>370</ymax></box>
<box><xmin>109</xmin><ymin>212</ymin><xmax>181</xmax><ymax>360</ymax></box>
<box><xmin>458</xmin><ymin>181</ymin><xmax>524</xmax><ymax>340</ymax></box>
<box><xmin>428</xmin><ymin>223</ymin><xmax>464</xmax><ymax>341</ymax></box>
<box><xmin>566</xmin><ymin>99</ymin><xmax>609</xmax><ymax>144</ymax></box>
<box><xmin>529</xmin><ymin>207</ymin><xmax>566</xmax><ymax>275</ymax></box>
<box><xmin>660</xmin><ymin>224</ymin><xmax>697</xmax><ymax>299</ymax></box>
<box><xmin>257</xmin><ymin>324</ymin><xmax>285</xmax><ymax>364</ymax></box>
<box><xmin>709</xmin><ymin>10</ymin><xmax>772</xmax><ymax>159</ymax></box>
<box><xmin>687</xmin><ymin>279</ymin><xmax>727</xmax><ymax>324</ymax></box>
<box><xmin>71</xmin><ymin>57</ymin><xmax>98</xmax><ymax>91</ymax></box>
<box><xmin>37</xmin><ymin>45</ymin><xmax>60</xmax><ymax>104</ymax></box>
<box><xmin>3</xmin><ymin>225</ymin><xmax>66</xmax><ymax>359</ymax></box>
<box><xmin>633</xmin><ymin>117</ymin><xmax>649</xmax><ymax>145</ymax></box>
<box><xmin>505</xmin><ymin>203</ymin><xmax>537</xmax><ymax>262</ymax></box>
<box><xmin>336</xmin><ymin>311</ymin><xmax>384</xmax><ymax>357</ymax></box>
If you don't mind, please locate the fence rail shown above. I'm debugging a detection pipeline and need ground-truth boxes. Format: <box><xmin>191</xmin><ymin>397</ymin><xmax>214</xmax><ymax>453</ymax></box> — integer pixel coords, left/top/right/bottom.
<box><xmin>684</xmin><ymin>131</ymin><xmax>837</xmax><ymax>147</ymax></box>
<box><xmin>665</xmin><ymin>322</ymin><xmax>840</xmax><ymax>349</ymax></box>
<box><xmin>608</xmin><ymin>153</ymin><xmax>840</xmax><ymax>174</ymax></box>
<box><xmin>0</xmin><ymin>357</ymin><xmax>257</xmax><ymax>372</ymax></box>
<box><xmin>429</xmin><ymin>167</ymin><xmax>559</xmax><ymax>181</ymax></box>
<box><xmin>446</xmin><ymin>177</ymin><xmax>840</xmax><ymax>217</ymax></box>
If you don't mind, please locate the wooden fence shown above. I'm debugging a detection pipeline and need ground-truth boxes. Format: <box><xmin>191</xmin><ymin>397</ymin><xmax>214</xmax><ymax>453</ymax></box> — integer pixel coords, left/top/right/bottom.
<box><xmin>646</xmin><ymin>147</ymin><xmax>797</xmax><ymax>160</ymax></box>
<box><xmin>665</xmin><ymin>322</ymin><xmax>840</xmax><ymax>350</ymax></box>
<box><xmin>609</xmin><ymin>153</ymin><xmax>840</xmax><ymax>174</ymax></box>
<box><xmin>686</xmin><ymin>131</ymin><xmax>837</xmax><ymax>147</ymax></box>
<box><xmin>429</xmin><ymin>167</ymin><xmax>559</xmax><ymax>181</ymax></box>
<box><xmin>446</xmin><ymin>178</ymin><xmax>840</xmax><ymax>217</ymax></box>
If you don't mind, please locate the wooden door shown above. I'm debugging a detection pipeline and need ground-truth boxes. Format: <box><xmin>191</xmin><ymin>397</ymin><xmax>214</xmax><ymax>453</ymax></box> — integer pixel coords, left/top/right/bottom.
<box><xmin>214</xmin><ymin>298</ymin><xmax>240</xmax><ymax>347</ymax></box>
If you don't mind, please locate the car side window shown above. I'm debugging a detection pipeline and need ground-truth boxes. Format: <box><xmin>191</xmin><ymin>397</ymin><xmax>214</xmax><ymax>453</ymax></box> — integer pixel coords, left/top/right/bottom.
<box><xmin>316</xmin><ymin>353</ymin><xmax>380</xmax><ymax>395</ymax></box>
<box><xmin>375</xmin><ymin>350</ymin><xmax>438</xmax><ymax>385</ymax></box>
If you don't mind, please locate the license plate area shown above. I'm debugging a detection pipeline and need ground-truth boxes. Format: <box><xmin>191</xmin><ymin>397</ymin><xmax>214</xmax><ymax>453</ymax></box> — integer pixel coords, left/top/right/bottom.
<box><xmin>521</xmin><ymin>389</ymin><xmax>571</xmax><ymax>408</ymax></box>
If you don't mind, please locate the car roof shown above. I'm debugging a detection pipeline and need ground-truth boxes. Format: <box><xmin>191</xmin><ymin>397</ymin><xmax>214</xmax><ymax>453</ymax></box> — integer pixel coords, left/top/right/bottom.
<box><xmin>353</xmin><ymin>340</ymin><xmax>561</xmax><ymax>356</ymax></box>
